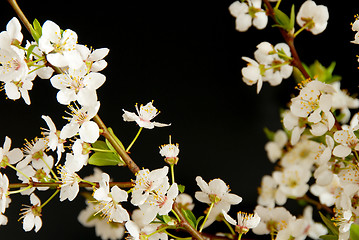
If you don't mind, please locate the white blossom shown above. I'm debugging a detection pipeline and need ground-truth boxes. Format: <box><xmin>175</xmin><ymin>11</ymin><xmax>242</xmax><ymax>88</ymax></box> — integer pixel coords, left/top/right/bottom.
<box><xmin>38</xmin><ymin>20</ymin><xmax>82</xmax><ymax>69</ymax></box>
<box><xmin>19</xmin><ymin>193</ymin><xmax>42</xmax><ymax>232</ymax></box>
<box><xmin>222</xmin><ymin>210</ymin><xmax>260</xmax><ymax>234</ymax></box>
<box><xmin>122</xmin><ymin>102</ymin><xmax>170</xmax><ymax>129</ymax></box>
<box><xmin>241</xmin><ymin>56</ymin><xmax>263</xmax><ymax>93</ymax></box>
<box><xmin>76</xmin><ymin>44</ymin><xmax>109</xmax><ymax>72</ymax></box>
<box><xmin>195</xmin><ymin>176</ymin><xmax>242</xmax><ymax>228</ymax></box>
<box><xmin>229</xmin><ymin>0</ymin><xmax>268</xmax><ymax>32</ymax></box>
<box><xmin>296</xmin><ymin>0</ymin><xmax>329</xmax><ymax>35</ymax></box>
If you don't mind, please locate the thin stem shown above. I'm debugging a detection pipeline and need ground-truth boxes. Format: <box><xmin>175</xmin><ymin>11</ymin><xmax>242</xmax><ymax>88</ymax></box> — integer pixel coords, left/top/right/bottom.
<box><xmin>223</xmin><ymin>218</ymin><xmax>236</xmax><ymax>236</ymax></box>
<box><xmin>274</xmin><ymin>0</ymin><xmax>282</xmax><ymax>10</ymax></box>
<box><xmin>126</xmin><ymin>127</ymin><xmax>143</xmax><ymax>152</ymax></box>
<box><xmin>93</xmin><ymin>114</ymin><xmax>140</xmax><ymax>174</ymax></box>
<box><xmin>171</xmin><ymin>209</ymin><xmax>181</xmax><ymax>222</ymax></box>
<box><xmin>199</xmin><ymin>202</ymin><xmax>215</xmax><ymax>232</ymax></box>
<box><xmin>6</xmin><ymin>163</ymin><xmax>31</xmax><ymax>181</ymax></box>
<box><xmin>40</xmin><ymin>156</ymin><xmax>59</xmax><ymax>181</ymax></box>
<box><xmin>7</xmin><ymin>0</ymin><xmax>33</xmax><ymax>34</ymax></box>
<box><xmin>293</xmin><ymin>21</ymin><xmax>313</xmax><ymax>38</ymax></box>
<box><xmin>7</xmin><ymin>185</ymin><xmax>32</xmax><ymax>195</ymax></box>
<box><xmin>40</xmin><ymin>189</ymin><xmax>60</xmax><ymax>208</ymax></box>
<box><xmin>28</xmin><ymin>65</ymin><xmax>46</xmax><ymax>74</ymax></box>
<box><xmin>172</xmin><ymin>202</ymin><xmax>205</xmax><ymax>240</ymax></box>
<box><xmin>237</xmin><ymin>233</ymin><xmax>243</xmax><ymax>240</ymax></box>
<box><xmin>164</xmin><ymin>230</ymin><xmax>191</xmax><ymax>240</ymax></box>
<box><xmin>80</xmin><ymin>179</ymin><xmax>97</xmax><ymax>187</ymax></box>
<box><xmin>170</xmin><ymin>164</ymin><xmax>175</xmax><ymax>184</ymax></box>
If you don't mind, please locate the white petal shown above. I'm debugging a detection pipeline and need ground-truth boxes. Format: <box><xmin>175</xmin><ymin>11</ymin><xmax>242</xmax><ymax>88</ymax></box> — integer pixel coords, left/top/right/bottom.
<box><xmin>222</xmin><ymin>210</ymin><xmax>237</xmax><ymax>225</ymax></box>
<box><xmin>60</xmin><ymin>122</ymin><xmax>79</xmax><ymax>139</ymax></box>
<box><xmin>333</xmin><ymin>145</ymin><xmax>351</xmax><ymax>158</ymax></box>
<box><xmin>79</xmin><ymin>121</ymin><xmax>99</xmax><ymax>143</ymax></box>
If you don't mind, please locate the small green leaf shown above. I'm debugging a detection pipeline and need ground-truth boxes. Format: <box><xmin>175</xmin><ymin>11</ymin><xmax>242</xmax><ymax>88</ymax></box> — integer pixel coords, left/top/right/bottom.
<box><xmin>181</xmin><ymin>209</ymin><xmax>197</xmax><ymax>229</ymax></box>
<box><xmin>289</xmin><ymin>5</ymin><xmax>295</xmax><ymax>31</ymax></box>
<box><xmin>273</xmin><ymin>8</ymin><xmax>291</xmax><ymax>31</ymax></box>
<box><xmin>31</xmin><ymin>19</ymin><xmax>42</xmax><ymax>42</ymax></box>
<box><xmin>26</xmin><ymin>44</ymin><xmax>36</xmax><ymax>60</ymax></box>
<box><xmin>293</xmin><ymin>66</ymin><xmax>307</xmax><ymax>84</ymax></box>
<box><xmin>178</xmin><ymin>184</ymin><xmax>185</xmax><ymax>193</ymax></box>
<box><xmin>263</xmin><ymin>127</ymin><xmax>275</xmax><ymax>141</ymax></box>
<box><xmin>88</xmin><ymin>152</ymin><xmax>122</xmax><ymax>166</ymax></box>
<box><xmin>320</xmin><ymin>234</ymin><xmax>339</xmax><ymax>240</ymax></box>
<box><xmin>319</xmin><ymin>212</ymin><xmax>339</xmax><ymax>236</ymax></box>
<box><xmin>351</xmin><ymin>224</ymin><xmax>359</xmax><ymax>240</ymax></box>
<box><xmin>92</xmin><ymin>140</ymin><xmax>109</xmax><ymax>150</ymax></box>
<box><xmin>196</xmin><ymin>216</ymin><xmax>204</xmax><ymax>229</ymax></box>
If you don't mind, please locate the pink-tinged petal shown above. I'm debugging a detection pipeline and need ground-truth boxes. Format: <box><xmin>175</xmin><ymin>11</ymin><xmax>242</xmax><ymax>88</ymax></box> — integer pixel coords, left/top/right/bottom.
<box><xmin>208</xmin><ymin>178</ymin><xmax>228</xmax><ymax>195</ymax></box>
<box><xmin>222</xmin><ymin>210</ymin><xmax>237</xmax><ymax>225</ymax></box>
<box><xmin>122</xmin><ymin>110</ymin><xmax>140</xmax><ymax>122</ymax></box>
<box><xmin>253</xmin><ymin>12</ymin><xmax>268</xmax><ymax>30</ymax></box>
<box><xmin>7</xmin><ymin>148</ymin><xmax>23</xmax><ymax>164</ymax></box>
<box><xmin>50</xmin><ymin>74</ymin><xmax>68</xmax><ymax>90</ymax></box>
<box><xmin>79</xmin><ymin>121</ymin><xmax>99</xmax><ymax>143</ymax></box>
<box><xmin>23</xmin><ymin>214</ymin><xmax>35</xmax><ymax>232</ymax></box>
<box><xmin>7</xmin><ymin>17</ymin><xmax>23</xmax><ymax>43</ymax></box>
<box><xmin>77</xmin><ymin>88</ymin><xmax>97</xmax><ymax>107</ymax></box>
<box><xmin>47</xmin><ymin>53</ymin><xmax>68</xmax><ymax>67</ymax></box>
<box><xmin>195</xmin><ymin>176</ymin><xmax>210</xmax><ymax>193</ymax></box>
<box><xmin>56</xmin><ymin>89</ymin><xmax>76</xmax><ymax>105</ymax></box>
<box><xmin>60</xmin><ymin>122</ymin><xmax>80</xmax><ymax>139</ymax></box>
<box><xmin>195</xmin><ymin>192</ymin><xmax>211</xmax><ymax>204</ymax></box>
<box><xmin>4</xmin><ymin>82</ymin><xmax>20</xmax><ymax>100</ymax></box>
<box><xmin>333</xmin><ymin>145</ymin><xmax>351</xmax><ymax>158</ymax></box>
<box><xmin>34</xmin><ymin>216</ymin><xmax>42</xmax><ymax>232</ymax></box>
<box><xmin>83</xmin><ymin>72</ymin><xmax>106</xmax><ymax>90</ymax></box>
<box><xmin>89</xmin><ymin>48</ymin><xmax>109</xmax><ymax>61</ymax></box>
<box><xmin>111</xmin><ymin>186</ymin><xmax>128</xmax><ymax>203</ymax></box>
<box><xmin>235</xmin><ymin>14</ymin><xmax>252</xmax><ymax>32</ymax></box>
<box><xmin>64</xmin><ymin>51</ymin><xmax>83</xmax><ymax>70</ymax></box>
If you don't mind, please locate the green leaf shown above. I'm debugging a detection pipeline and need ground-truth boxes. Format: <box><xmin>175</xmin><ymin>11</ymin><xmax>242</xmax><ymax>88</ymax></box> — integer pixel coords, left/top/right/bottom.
<box><xmin>92</xmin><ymin>140</ymin><xmax>109</xmax><ymax>150</ymax></box>
<box><xmin>320</xmin><ymin>234</ymin><xmax>339</xmax><ymax>240</ymax></box>
<box><xmin>162</xmin><ymin>215</ymin><xmax>172</xmax><ymax>224</ymax></box>
<box><xmin>289</xmin><ymin>5</ymin><xmax>295</xmax><ymax>31</ymax></box>
<box><xmin>319</xmin><ymin>212</ymin><xmax>339</xmax><ymax>236</ymax></box>
<box><xmin>31</xmin><ymin>19</ymin><xmax>42</xmax><ymax>42</ymax></box>
<box><xmin>305</xmin><ymin>60</ymin><xmax>342</xmax><ymax>84</ymax></box>
<box><xmin>273</xmin><ymin>8</ymin><xmax>292</xmax><ymax>31</ymax></box>
<box><xmin>26</xmin><ymin>44</ymin><xmax>36</xmax><ymax>60</ymax></box>
<box><xmin>181</xmin><ymin>209</ymin><xmax>197</xmax><ymax>229</ymax></box>
<box><xmin>88</xmin><ymin>152</ymin><xmax>122</xmax><ymax>166</ymax></box>
<box><xmin>263</xmin><ymin>127</ymin><xmax>275</xmax><ymax>141</ymax></box>
<box><xmin>178</xmin><ymin>184</ymin><xmax>185</xmax><ymax>193</ymax></box>
<box><xmin>292</xmin><ymin>66</ymin><xmax>306</xmax><ymax>84</ymax></box>
<box><xmin>351</xmin><ymin>224</ymin><xmax>359</xmax><ymax>240</ymax></box>
<box><xmin>196</xmin><ymin>216</ymin><xmax>204</xmax><ymax>229</ymax></box>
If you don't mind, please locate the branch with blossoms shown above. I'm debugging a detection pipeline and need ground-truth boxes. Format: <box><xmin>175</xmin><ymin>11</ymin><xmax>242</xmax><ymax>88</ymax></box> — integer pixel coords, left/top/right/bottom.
<box><xmin>4</xmin><ymin>0</ymin><xmax>359</xmax><ymax>240</ymax></box>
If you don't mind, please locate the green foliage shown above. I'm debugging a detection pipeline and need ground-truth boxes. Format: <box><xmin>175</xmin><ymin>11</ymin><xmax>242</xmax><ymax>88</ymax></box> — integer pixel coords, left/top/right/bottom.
<box><xmin>303</xmin><ymin>61</ymin><xmax>342</xmax><ymax>84</ymax></box>
<box><xmin>181</xmin><ymin>209</ymin><xmax>197</xmax><ymax>229</ymax></box>
<box><xmin>272</xmin><ymin>5</ymin><xmax>295</xmax><ymax>31</ymax></box>
<box><xmin>89</xmin><ymin>139</ymin><xmax>125</xmax><ymax>166</ymax></box>
<box><xmin>263</xmin><ymin>127</ymin><xmax>275</xmax><ymax>141</ymax></box>
<box><xmin>178</xmin><ymin>184</ymin><xmax>185</xmax><ymax>193</ymax></box>
<box><xmin>31</xmin><ymin>18</ymin><xmax>42</xmax><ymax>43</ymax></box>
<box><xmin>319</xmin><ymin>212</ymin><xmax>339</xmax><ymax>240</ymax></box>
<box><xmin>350</xmin><ymin>224</ymin><xmax>359</xmax><ymax>240</ymax></box>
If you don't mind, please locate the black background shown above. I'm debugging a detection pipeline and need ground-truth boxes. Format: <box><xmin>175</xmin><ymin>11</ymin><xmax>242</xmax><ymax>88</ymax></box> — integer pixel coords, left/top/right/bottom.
<box><xmin>0</xmin><ymin>0</ymin><xmax>359</xmax><ymax>239</ymax></box>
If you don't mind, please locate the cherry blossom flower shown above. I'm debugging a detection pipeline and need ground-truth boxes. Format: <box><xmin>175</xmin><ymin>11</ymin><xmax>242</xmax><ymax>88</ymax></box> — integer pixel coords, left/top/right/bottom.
<box><xmin>0</xmin><ymin>173</ymin><xmax>9</xmax><ymax>214</ymax></box>
<box><xmin>19</xmin><ymin>193</ymin><xmax>42</xmax><ymax>232</ymax></box>
<box><xmin>131</xmin><ymin>166</ymin><xmax>169</xmax><ymax>206</ymax></box>
<box><xmin>257</xmin><ymin>175</ymin><xmax>286</xmax><ymax>208</ymax></box>
<box><xmin>41</xmin><ymin>115</ymin><xmax>65</xmax><ymax>164</ymax></box>
<box><xmin>58</xmin><ymin>156</ymin><xmax>83</xmax><ymax>202</ymax></box>
<box><xmin>60</xmin><ymin>102</ymin><xmax>100</xmax><ymax>143</ymax></box>
<box><xmin>93</xmin><ymin>173</ymin><xmax>129</xmax><ymax>223</ymax></box>
<box><xmin>241</xmin><ymin>57</ymin><xmax>263</xmax><ymax>93</ymax></box>
<box><xmin>17</xmin><ymin>138</ymin><xmax>54</xmax><ymax>172</ymax></box>
<box><xmin>25</xmin><ymin>41</ymin><xmax>54</xmax><ymax>80</ymax></box>
<box><xmin>0</xmin><ymin>33</ymin><xmax>28</xmax><ymax>82</ymax></box>
<box><xmin>296</xmin><ymin>0</ymin><xmax>329</xmax><ymax>35</ymax></box>
<box><xmin>122</xmin><ymin>102</ymin><xmax>170</xmax><ymax>129</ymax></box>
<box><xmin>310</xmin><ymin>174</ymin><xmax>341</xmax><ymax>207</ymax></box>
<box><xmin>76</xmin><ymin>44</ymin><xmax>109</xmax><ymax>72</ymax></box>
<box><xmin>264</xmin><ymin>130</ymin><xmax>287</xmax><ymax>163</ymax></box>
<box><xmin>333</xmin><ymin>129</ymin><xmax>359</xmax><ymax>158</ymax></box>
<box><xmin>229</xmin><ymin>0</ymin><xmax>268</xmax><ymax>32</ymax></box>
<box><xmin>159</xmin><ymin>137</ymin><xmax>179</xmax><ymax>165</ymax></box>
<box><xmin>272</xmin><ymin>165</ymin><xmax>311</xmax><ymax>201</ymax></box>
<box><xmin>195</xmin><ymin>176</ymin><xmax>242</xmax><ymax>228</ymax></box>
<box><xmin>138</xmin><ymin>182</ymin><xmax>178</xmax><ymax>224</ymax></box>
<box><xmin>3</xmin><ymin>70</ymin><xmax>35</xmax><ymax>105</ymax></box>
<box><xmin>253</xmin><ymin>206</ymin><xmax>295</xmax><ymax>235</ymax></box>
<box><xmin>331</xmin><ymin>82</ymin><xmax>359</xmax><ymax>123</ymax></box>
<box><xmin>222</xmin><ymin>210</ymin><xmax>260</xmax><ymax>235</ymax></box>
<box><xmin>78</xmin><ymin>201</ymin><xmax>125</xmax><ymax>240</ymax></box>
<box><xmin>38</xmin><ymin>20</ymin><xmax>82</xmax><ymax>69</ymax></box>
<box><xmin>175</xmin><ymin>193</ymin><xmax>195</xmax><ymax>211</ymax></box>
<box><xmin>0</xmin><ymin>136</ymin><xmax>23</xmax><ymax>167</ymax></box>
<box><xmin>50</xmin><ymin>63</ymin><xmax>106</xmax><ymax>106</ymax></box>
<box><xmin>125</xmin><ymin>220</ymin><xmax>168</xmax><ymax>240</ymax></box>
